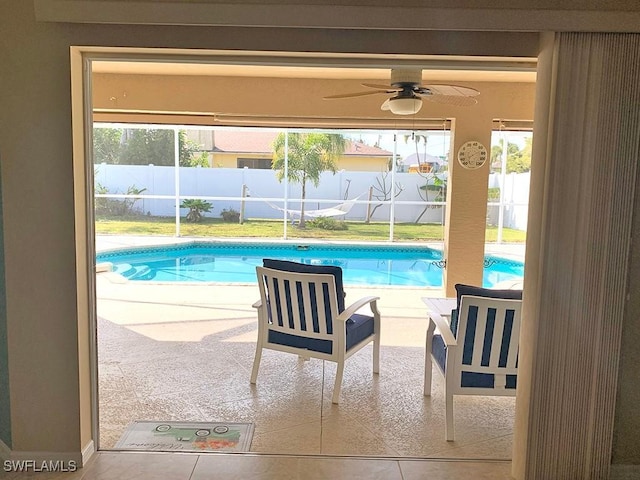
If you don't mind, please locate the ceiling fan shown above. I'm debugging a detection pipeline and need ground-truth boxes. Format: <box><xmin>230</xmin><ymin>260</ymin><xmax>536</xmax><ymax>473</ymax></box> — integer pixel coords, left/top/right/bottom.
<box><xmin>323</xmin><ymin>68</ymin><xmax>480</xmax><ymax>115</ymax></box>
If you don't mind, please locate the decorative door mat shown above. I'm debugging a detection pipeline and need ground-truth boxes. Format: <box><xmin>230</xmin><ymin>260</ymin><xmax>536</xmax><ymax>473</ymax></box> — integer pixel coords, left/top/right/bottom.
<box><xmin>115</xmin><ymin>421</ymin><xmax>254</xmax><ymax>453</ymax></box>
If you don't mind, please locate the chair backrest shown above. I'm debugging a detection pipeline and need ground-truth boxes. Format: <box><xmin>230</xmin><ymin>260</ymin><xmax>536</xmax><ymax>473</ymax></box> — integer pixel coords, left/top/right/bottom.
<box><xmin>451</xmin><ymin>295</ymin><xmax>522</xmax><ymax>395</ymax></box>
<box><xmin>256</xmin><ymin>266</ymin><xmax>342</xmax><ymax>352</ymax></box>
<box><xmin>453</xmin><ymin>283</ymin><xmax>522</xmax><ymax>333</ymax></box>
<box><xmin>262</xmin><ymin>259</ymin><xmax>346</xmax><ymax>312</ymax></box>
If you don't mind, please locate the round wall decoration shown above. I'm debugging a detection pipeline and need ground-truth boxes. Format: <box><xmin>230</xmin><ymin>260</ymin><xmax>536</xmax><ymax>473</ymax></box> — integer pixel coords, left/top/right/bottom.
<box><xmin>457</xmin><ymin>141</ymin><xmax>488</xmax><ymax>170</ymax></box>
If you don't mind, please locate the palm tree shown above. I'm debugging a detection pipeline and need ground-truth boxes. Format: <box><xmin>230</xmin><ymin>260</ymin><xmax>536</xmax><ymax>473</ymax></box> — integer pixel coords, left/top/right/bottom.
<box><xmin>272</xmin><ymin>132</ymin><xmax>346</xmax><ymax>228</ymax></box>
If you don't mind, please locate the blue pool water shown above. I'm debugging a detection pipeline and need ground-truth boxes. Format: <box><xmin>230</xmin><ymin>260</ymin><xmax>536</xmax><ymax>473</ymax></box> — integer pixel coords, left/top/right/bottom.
<box><xmin>96</xmin><ymin>242</ymin><xmax>524</xmax><ymax>288</ymax></box>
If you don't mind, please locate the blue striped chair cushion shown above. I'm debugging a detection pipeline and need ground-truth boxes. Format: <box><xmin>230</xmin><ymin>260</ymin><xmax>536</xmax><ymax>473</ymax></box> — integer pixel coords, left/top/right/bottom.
<box><xmin>261</xmin><ymin>260</ymin><xmax>374</xmax><ymax>354</ymax></box>
<box><xmin>268</xmin><ymin>313</ymin><xmax>374</xmax><ymax>355</ymax></box>
<box><xmin>432</xmin><ymin>328</ymin><xmax>517</xmax><ymax>389</ymax></box>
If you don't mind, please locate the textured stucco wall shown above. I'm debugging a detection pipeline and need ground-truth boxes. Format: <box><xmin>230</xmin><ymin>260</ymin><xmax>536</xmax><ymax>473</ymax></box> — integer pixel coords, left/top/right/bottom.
<box><xmin>0</xmin><ymin>160</ymin><xmax>11</xmax><ymax>449</ymax></box>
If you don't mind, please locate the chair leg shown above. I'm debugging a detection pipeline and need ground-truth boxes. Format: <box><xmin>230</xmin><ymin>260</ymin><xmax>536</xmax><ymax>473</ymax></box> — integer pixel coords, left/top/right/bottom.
<box><xmin>332</xmin><ymin>362</ymin><xmax>345</xmax><ymax>404</ymax></box>
<box><xmin>250</xmin><ymin>346</ymin><xmax>263</xmax><ymax>384</ymax></box>
<box><xmin>372</xmin><ymin>306</ymin><xmax>381</xmax><ymax>375</ymax></box>
<box><xmin>423</xmin><ymin>353</ymin><xmax>433</xmax><ymax>397</ymax></box>
<box><xmin>445</xmin><ymin>390</ymin><xmax>454</xmax><ymax>441</ymax></box>
<box><xmin>424</xmin><ymin>319</ymin><xmax>435</xmax><ymax>396</ymax></box>
<box><xmin>373</xmin><ymin>334</ymin><xmax>380</xmax><ymax>375</ymax></box>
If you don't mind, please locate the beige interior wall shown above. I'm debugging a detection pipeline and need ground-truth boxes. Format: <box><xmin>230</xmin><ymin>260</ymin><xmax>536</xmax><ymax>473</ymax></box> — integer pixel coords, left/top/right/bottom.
<box><xmin>33</xmin><ymin>0</ymin><xmax>640</xmax><ymax>32</ymax></box>
<box><xmin>1</xmin><ymin>2</ymin><xmax>84</xmax><ymax>454</ymax></box>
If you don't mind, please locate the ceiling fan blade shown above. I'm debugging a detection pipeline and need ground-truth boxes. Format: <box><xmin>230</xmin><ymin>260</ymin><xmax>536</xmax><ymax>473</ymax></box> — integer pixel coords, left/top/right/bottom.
<box><xmin>323</xmin><ymin>90</ymin><xmax>389</xmax><ymax>100</ymax></box>
<box><xmin>361</xmin><ymin>83</ymin><xmax>401</xmax><ymax>91</ymax></box>
<box><xmin>422</xmin><ymin>94</ymin><xmax>479</xmax><ymax>107</ymax></box>
<box><xmin>380</xmin><ymin>98</ymin><xmax>391</xmax><ymax>111</ymax></box>
<box><xmin>419</xmin><ymin>84</ymin><xmax>480</xmax><ymax>97</ymax></box>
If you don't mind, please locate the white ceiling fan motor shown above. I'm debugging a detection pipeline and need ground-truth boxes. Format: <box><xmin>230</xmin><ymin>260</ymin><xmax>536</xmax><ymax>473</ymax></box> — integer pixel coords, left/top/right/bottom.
<box><xmin>386</xmin><ymin>68</ymin><xmax>424</xmax><ymax>115</ymax></box>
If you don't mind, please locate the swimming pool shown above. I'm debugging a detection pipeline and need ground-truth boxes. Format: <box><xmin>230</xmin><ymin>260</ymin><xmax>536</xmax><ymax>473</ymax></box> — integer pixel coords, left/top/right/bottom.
<box><xmin>96</xmin><ymin>241</ymin><xmax>524</xmax><ymax>288</ymax></box>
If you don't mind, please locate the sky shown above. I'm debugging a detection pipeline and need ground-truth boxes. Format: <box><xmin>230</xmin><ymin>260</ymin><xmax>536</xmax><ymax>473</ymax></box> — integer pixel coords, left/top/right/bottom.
<box><xmin>346</xmin><ymin>129</ymin><xmax>532</xmax><ymax>162</ymax></box>
<box><xmin>345</xmin><ymin>130</ymin><xmax>452</xmax><ymax>161</ymax></box>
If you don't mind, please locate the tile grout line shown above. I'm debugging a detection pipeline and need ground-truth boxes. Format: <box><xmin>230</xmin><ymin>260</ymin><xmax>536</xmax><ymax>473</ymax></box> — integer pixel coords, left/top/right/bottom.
<box><xmin>188</xmin><ymin>454</ymin><xmax>202</xmax><ymax>480</ymax></box>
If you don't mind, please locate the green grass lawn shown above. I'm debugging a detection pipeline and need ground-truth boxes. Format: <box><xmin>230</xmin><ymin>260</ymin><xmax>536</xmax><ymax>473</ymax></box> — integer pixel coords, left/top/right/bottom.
<box><xmin>95</xmin><ymin>216</ymin><xmax>526</xmax><ymax>243</ymax></box>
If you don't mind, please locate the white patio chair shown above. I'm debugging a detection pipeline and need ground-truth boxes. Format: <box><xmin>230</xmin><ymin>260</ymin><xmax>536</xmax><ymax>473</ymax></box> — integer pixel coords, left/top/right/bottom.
<box><xmin>425</xmin><ymin>294</ymin><xmax>522</xmax><ymax>441</ymax></box>
<box><xmin>251</xmin><ymin>264</ymin><xmax>381</xmax><ymax>404</ymax></box>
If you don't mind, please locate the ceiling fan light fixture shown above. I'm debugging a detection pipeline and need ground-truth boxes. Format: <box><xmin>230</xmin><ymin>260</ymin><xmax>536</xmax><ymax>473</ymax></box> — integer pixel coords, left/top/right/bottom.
<box><xmin>388</xmin><ymin>96</ymin><xmax>423</xmax><ymax>115</ymax></box>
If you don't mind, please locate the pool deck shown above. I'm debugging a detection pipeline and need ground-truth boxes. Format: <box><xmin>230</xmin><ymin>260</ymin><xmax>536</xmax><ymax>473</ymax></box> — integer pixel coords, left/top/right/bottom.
<box><xmin>95</xmin><ymin>234</ymin><xmax>525</xmax><ymax>259</ymax></box>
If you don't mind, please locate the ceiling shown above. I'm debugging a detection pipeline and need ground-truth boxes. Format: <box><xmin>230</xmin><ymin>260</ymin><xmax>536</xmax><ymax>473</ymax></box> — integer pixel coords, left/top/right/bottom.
<box><xmin>90</xmin><ymin>53</ymin><xmax>537</xmax><ymax>127</ymax></box>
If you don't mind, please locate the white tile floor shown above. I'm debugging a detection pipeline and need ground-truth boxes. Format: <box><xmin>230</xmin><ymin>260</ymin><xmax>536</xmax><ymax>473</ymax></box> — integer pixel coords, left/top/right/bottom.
<box><xmin>1</xmin><ymin>451</ymin><xmax>515</xmax><ymax>479</ymax></box>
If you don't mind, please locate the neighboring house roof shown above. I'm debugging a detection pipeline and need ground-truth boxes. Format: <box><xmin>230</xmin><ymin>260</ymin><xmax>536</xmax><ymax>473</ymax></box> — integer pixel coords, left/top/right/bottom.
<box><xmin>345</xmin><ymin>140</ymin><xmax>392</xmax><ymax>157</ymax></box>
<box><xmin>211</xmin><ymin>130</ymin><xmax>276</xmax><ymax>154</ymax></box>
<box><xmin>209</xmin><ymin>130</ymin><xmax>392</xmax><ymax>157</ymax></box>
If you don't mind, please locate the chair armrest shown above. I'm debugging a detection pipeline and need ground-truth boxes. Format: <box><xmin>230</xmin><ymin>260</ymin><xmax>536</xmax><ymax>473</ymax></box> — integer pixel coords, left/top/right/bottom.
<box><xmin>252</xmin><ymin>299</ymin><xmax>262</xmax><ymax>309</ymax></box>
<box><xmin>337</xmin><ymin>296</ymin><xmax>380</xmax><ymax>322</ymax></box>
<box><xmin>429</xmin><ymin>313</ymin><xmax>457</xmax><ymax>346</ymax></box>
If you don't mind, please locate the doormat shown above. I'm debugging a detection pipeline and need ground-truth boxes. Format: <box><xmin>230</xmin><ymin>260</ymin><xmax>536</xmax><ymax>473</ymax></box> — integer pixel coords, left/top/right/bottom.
<box><xmin>114</xmin><ymin>421</ymin><xmax>254</xmax><ymax>453</ymax></box>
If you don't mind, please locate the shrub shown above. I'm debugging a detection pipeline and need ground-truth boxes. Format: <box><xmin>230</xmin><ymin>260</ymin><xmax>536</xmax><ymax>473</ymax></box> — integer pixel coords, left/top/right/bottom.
<box><xmin>488</xmin><ymin>187</ymin><xmax>501</xmax><ymax>201</ymax></box>
<box><xmin>220</xmin><ymin>208</ymin><xmax>240</xmax><ymax>223</ymax></box>
<box><xmin>181</xmin><ymin>199</ymin><xmax>213</xmax><ymax>222</ymax></box>
<box><xmin>94</xmin><ymin>183</ymin><xmax>147</xmax><ymax>217</ymax></box>
<box><xmin>94</xmin><ymin>182</ymin><xmax>110</xmax><ymax>215</ymax></box>
<box><xmin>307</xmin><ymin>216</ymin><xmax>348</xmax><ymax>230</ymax></box>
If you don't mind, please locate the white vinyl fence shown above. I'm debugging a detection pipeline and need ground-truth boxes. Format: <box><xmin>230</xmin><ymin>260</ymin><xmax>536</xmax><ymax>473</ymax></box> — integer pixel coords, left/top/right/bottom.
<box><xmin>488</xmin><ymin>171</ymin><xmax>530</xmax><ymax>231</ymax></box>
<box><xmin>94</xmin><ymin>164</ymin><xmax>529</xmax><ymax>228</ymax></box>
